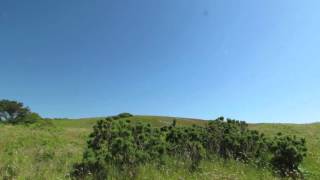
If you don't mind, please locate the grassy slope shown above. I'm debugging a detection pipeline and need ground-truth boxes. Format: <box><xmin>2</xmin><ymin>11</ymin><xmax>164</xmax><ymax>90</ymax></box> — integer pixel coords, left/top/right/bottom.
<box><xmin>0</xmin><ymin>116</ymin><xmax>319</xmax><ymax>179</ymax></box>
<box><xmin>250</xmin><ymin>123</ymin><xmax>320</xmax><ymax>178</ymax></box>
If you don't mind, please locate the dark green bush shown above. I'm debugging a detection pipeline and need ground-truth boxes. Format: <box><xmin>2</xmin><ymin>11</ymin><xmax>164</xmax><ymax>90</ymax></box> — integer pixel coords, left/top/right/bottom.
<box><xmin>118</xmin><ymin>112</ymin><xmax>133</xmax><ymax>118</ymax></box>
<box><xmin>205</xmin><ymin>117</ymin><xmax>269</xmax><ymax>164</ymax></box>
<box><xmin>270</xmin><ymin>133</ymin><xmax>307</xmax><ymax>177</ymax></box>
<box><xmin>73</xmin><ymin>118</ymin><xmax>165</xmax><ymax>178</ymax></box>
<box><xmin>71</xmin><ymin>160</ymin><xmax>107</xmax><ymax>180</ymax></box>
<box><xmin>164</xmin><ymin>120</ymin><xmax>206</xmax><ymax>170</ymax></box>
<box><xmin>73</xmin><ymin>116</ymin><xmax>308</xmax><ymax>179</ymax></box>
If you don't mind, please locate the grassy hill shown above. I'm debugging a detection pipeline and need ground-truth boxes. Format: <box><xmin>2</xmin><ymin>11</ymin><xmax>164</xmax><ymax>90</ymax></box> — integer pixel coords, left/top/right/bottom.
<box><xmin>0</xmin><ymin>116</ymin><xmax>319</xmax><ymax>179</ymax></box>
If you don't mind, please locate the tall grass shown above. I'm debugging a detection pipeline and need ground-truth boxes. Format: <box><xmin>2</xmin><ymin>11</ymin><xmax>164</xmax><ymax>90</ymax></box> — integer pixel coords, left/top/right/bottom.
<box><xmin>0</xmin><ymin>124</ymin><xmax>88</xmax><ymax>179</ymax></box>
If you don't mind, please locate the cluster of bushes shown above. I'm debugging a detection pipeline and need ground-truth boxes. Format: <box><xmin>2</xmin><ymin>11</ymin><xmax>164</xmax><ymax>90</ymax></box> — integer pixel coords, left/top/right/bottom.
<box><xmin>72</xmin><ymin>116</ymin><xmax>307</xmax><ymax>179</ymax></box>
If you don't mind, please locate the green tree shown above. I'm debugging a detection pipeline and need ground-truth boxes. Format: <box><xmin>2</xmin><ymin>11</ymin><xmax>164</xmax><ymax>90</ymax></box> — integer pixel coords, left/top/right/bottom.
<box><xmin>0</xmin><ymin>99</ymin><xmax>30</xmax><ymax>124</ymax></box>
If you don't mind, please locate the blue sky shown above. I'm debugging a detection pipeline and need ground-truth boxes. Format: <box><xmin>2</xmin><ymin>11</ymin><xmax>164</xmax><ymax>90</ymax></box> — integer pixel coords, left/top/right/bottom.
<box><xmin>1</xmin><ymin>0</ymin><xmax>320</xmax><ymax>123</ymax></box>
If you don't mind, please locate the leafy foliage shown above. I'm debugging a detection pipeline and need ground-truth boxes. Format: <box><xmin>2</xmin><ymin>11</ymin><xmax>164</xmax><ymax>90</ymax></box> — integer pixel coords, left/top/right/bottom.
<box><xmin>22</xmin><ymin>112</ymin><xmax>42</xmax><ymax>124</ymax></box>
<box><xmin>0</xmin><ymin>99</ymin><xmax>44</xmax><ymax>124</ymax></box>
<box><xmin>270</xmin><ymin>133</ymin><xmax>307</xmax><ymax>177</ymax></box>
<box><xmin>0</xmin><ymin>100</ymin><xmax>30</xmax><ymax>124</ymax></box>
<box><xmin>72</xmin><ymin>116</ymin><xmax>308</xmax><ymax>179</ymax></box>
<box><xmin>72</xmin><ymin>116</ymin><xmax>165</xmax><ymax>178</ymax></box>
<box><xmin>205</xmin><ymin>117</ymin><xmax>269</xmax><ymax>164</ymax></box>
<box><xmin>163</xmin><ymin>120</ymin><xmax>206</xmax><ymax>171</ymax></box>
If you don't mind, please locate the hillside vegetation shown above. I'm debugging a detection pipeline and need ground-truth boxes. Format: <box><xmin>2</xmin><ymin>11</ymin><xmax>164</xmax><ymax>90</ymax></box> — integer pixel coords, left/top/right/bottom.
<box><xmin>0</xmin><ymin>115</ymin><xmax>319</xmax><ymax>179</ymax></box>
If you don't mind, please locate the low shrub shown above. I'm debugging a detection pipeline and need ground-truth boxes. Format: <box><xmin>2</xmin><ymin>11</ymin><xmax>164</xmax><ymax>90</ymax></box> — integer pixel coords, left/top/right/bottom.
<box><xmin>118</xmin><ymin>112</ymin><xmax>133</xmax><ymax>118</ymax></box>
<box><xmin>205</xmin><ymin>117</ymin><xmax>269</xmax><ymax>164</ymax></box>
<box><xmin>270</xmin><ymin>133</ymin><xmax>307</xmax><ymax>178</ymax></box>
<box><xmin>22</xmin><ymin>112</ymin><xmax>42</xmax><ymax>124</ymax></box>
<box><xmin>72</xmin><ymin>116</ymin><xmax>308</xmax><ymax>179</ymax></box>
<box><xmin>73</xmin><ymin>118</ymin><xmax>165</xmax><ymax>178</ymax></box>
<box><xmin>163</xmin><ymin>120</ymin><xmax>206</xmax><ymax>171</ymax></box>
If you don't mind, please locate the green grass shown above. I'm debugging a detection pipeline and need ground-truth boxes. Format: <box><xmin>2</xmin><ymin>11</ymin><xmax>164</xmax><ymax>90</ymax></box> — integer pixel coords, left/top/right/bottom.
<box><xmin>0</xmin><ymin>124</ymin><xmax>88</xmax><ymax>179</ymax></box>
<box><xmin>250</xmin><ymin>123</ymin><xmax>320</xmax><ymax>179</ymax></box>
<box><xmin>136</xmin><ymin>158</ymin><xmax>274</xmax><ymax>180</ymax></box>
<box><xmin>0</xmin><ymin>116</ymin><xmax>319</xmax><ymax>179</ymax></box>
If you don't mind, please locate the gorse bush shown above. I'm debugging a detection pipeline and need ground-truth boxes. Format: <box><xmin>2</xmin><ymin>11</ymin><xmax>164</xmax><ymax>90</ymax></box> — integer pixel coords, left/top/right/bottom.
<box><xmin>205</xmin><ymin>117</ymin><xmax>269</xmax><ymax>165</ymax></box>
<box><xmin>270</xmin><ymin>133</ymin><xmax>307</xmax><ymax>178</ymax></box>
<box><xmin>163</xmin><ymin>120</ymin><xmax>206</xmax><ymax>171</ymax></box>
<box><xmin>72</xmin><ymin>115</ymin><xmax>166</xmax><ymax>179</ymax></box>
<box><xmin>72</xmin><ymin>115</ymin><xmax>308</xmax><ymax>179</ymax></box>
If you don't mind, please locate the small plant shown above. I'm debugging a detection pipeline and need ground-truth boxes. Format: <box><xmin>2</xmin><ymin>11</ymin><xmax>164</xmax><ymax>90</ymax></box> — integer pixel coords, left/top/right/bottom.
<box><xmin>0</xmin><ymin>163</ymin><xmax>19</xmax><ymax>180</ymax></box>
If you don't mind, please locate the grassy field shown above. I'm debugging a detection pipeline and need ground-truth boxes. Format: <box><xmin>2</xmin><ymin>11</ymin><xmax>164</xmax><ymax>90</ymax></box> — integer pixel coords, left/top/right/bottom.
<box><xmin>0</xmin><ymin>116</ymin><xmax>319</xmax><ymax>179</ymax></box>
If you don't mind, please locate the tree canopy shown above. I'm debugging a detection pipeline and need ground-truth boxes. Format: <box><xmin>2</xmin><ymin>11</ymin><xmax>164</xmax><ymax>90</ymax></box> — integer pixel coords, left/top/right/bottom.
<box><xmin>0</xmin><ymin>99</ymin><xmax>34</xmax><ymax>124</ymax></box>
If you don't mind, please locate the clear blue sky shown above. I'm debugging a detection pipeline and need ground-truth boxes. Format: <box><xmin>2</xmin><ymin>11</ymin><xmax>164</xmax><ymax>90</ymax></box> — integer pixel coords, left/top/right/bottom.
<box><xmin>1</xmin><ymin>0</ymin><xmax>319</xmax><ymax>123</ymax></box>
